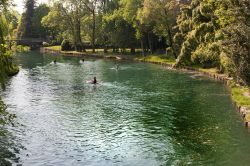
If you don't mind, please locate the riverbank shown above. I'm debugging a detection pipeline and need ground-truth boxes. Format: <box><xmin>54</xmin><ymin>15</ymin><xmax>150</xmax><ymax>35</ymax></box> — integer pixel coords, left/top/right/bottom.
<box><xmin>40</xmin><ymin>47</ymin><xmax>133</xmax><ymax>60</ymax></box>
<box><xmin>41</xmin><ymin>46</ymin><xmax>250</xmax><ymax>128</ymax></box>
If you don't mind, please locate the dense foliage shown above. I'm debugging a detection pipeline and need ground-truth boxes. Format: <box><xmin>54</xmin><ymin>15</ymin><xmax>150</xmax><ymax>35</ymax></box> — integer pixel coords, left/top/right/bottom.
<box><xmin>174</xmin><ymin>0</ymin><xmax>250</xmax><ymax>85</ymax></box>
<box><xmin>61</xmin><ymin>39</ymin><xmax>72</xmax><ymax>51</ymax></box>
<box><xmin>0</xmin><ymin>0</ymin><xmax>19</xmax><ymax>87</ymax></box>
<box><xmin>17</xmin><ymin>0</ymin><xmax>50</xmax><ymax>39</ymax></box>
<box><xmin>3</xmin><ymin>0</ymin><xmax>249</xmax><ymax>85</ymax></box>
<box><xmin>41</xmin><ymin>0</ymin><xmax>188</xmax><ymax>54</ymax></box>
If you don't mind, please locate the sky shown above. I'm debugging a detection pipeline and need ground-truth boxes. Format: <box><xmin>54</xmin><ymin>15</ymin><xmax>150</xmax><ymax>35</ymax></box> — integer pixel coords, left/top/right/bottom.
<box><xmin>13</xmin><ymin>0</ymin><xmax>48</xmax><ymax>14</ymax></box>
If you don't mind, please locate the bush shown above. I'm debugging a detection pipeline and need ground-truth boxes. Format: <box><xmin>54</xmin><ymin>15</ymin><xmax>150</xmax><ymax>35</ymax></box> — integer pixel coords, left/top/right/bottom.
<box><xmin>219</xmin><ymin>52</ymin><xmax>235</xmax><ymax>75</ymax></box>
<box><xmin>61</xmin><ymin>39</ymin><xmax>72</xmax><ymax>51</ymax></box>
<box><xmin>191</xmin><ymin>43</ymin><xmax>220</xmax><ymax>68</ymax></box>
<box><xmin>42</xmin><ymin>42</ymin><xmax>50</xmax><ymax>47</ymax></box>
<box><xmin>16</xmin><ymin>45</ymin><xmax>30</xmax><ymax>52</ymax></box>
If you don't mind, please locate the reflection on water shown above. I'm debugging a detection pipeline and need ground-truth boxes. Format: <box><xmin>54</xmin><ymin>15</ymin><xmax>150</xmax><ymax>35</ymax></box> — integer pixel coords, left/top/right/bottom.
<box><xmin>0</xmin><ymin>98</ymin><xmax>20</xmax><ymax>166</ymax></box>
<box><xmin>1</xmin><ymin>52</ymin><xmax>250</xmax><ymax>165</ymax></box>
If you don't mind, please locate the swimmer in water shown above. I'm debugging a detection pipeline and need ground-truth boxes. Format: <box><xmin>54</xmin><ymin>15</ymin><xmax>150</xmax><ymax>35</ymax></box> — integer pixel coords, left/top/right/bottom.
<box><xmin>115</xmin><ymin>64</ymin><xmax>119</xmax><ymax>70</ymax></box>
<box><xmin>80</xmin><ymin>58</ymin><xmax>84</xmax><ymax>63</ymax></box>
<box><xmin>53</xmin><ymin>60</ymin><xmax>57</xmax><ymax>64</ymax></box>
<box><xmin>91</xmin><ymin>77</ymin><xmax>97</xmax><ymax>84</ymax></box>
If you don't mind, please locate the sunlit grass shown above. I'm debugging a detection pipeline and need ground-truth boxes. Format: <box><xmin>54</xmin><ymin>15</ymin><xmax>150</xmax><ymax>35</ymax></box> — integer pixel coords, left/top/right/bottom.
<box><xmin>135</xmin><ymin>55</ymin><xmax>176</xmax><ymax>64</ymax></box>
<box><xmin>46</xmin><ymin>45</ymin><xmax>61</xmax><ymax>51</ymax></box>
<box><xmin>246</xmin><ymin>114</ymin><xmax>250</xmax><ymax>121</ymax></box>
<box><xmin>191</xmin><ymin>65</ymin><xmax>219</xmax><ymax>74</ymax></box>
<box><xmin>231</xmin><ymin>86</ymin><xmax>250</xmax><ymax>109</ymax></box>
<box><xmin>197</xmin><ymin>68</ymin><xmax>218</xmax><ymax>74</ymax></box>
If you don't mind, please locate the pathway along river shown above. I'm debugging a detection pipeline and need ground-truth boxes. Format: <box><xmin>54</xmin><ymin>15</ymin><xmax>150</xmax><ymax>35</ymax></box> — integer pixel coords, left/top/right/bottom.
<box><xmin>1</xmin><ymin>52</ymin><xmax>250</xmax><ymax>166</ymax></box>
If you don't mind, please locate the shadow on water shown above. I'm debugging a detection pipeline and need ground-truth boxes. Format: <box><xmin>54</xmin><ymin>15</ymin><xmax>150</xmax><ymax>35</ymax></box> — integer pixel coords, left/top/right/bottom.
<box><xmin>0</xmin><ymin>98</ymin><xmax>20</xmax><ymax>165</ymax></box>
<box><xmin>166</xmin><ymin>76</ymin><xmax>250</xmax><ymax>165</ymax></box>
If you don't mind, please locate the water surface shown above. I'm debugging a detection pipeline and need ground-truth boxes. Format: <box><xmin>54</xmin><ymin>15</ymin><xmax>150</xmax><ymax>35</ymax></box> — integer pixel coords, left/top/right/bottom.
<box><xmin>1</xmin><ymin>52</ymin><xmax>250</xmax><ymax>165</ymax></box>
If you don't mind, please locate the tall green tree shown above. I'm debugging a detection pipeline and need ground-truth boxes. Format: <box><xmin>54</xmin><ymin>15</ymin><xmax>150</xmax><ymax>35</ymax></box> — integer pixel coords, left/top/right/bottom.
<box><xmin>174</xmin><ymin>0</ymin><xmax>250</xmax><ymax>85</ymax></box>
<box><xmin>102</xmin><ymin>10</ymin><xmax>138</xmax><ymax>53</ymax></box>
<box><xmin>42</xmin><ymin>0</ymin><xmax>86</xmax><ymax>50</ymax></box>
<box><xmin>31</xmin><ymin>4</ymin><xmax>50</xmax><ymax>38</ymax></box>
<box><xmin>17</xmin><ymin>0</ymin><xmax>35</xmax><ymax>38</ymax></box>
<box><xmin>220</xmin><ymin>0</ymin><xmax>250</xmax><ymax>85</ymax></box>
<box><xmin>0</xmin><ymin>0</ymin><xmax>19</xmax><ymax>87</ymax></box>
<box><xmin>117</xmin><ymin>0</ymin><xmax>147</xmax><ymax>55</ymax></box>
<box><xmin>138</xmin><ymin>0</ymin><xmax>182</xmax><ymax>57</ymax></box>
<box><xmin>174</xmin><ymin>0</ymin><xmax>220</xmax><ymax>67</ymax></box>
<box><xmin>80</xmin><ymin>0</ymin><xmax>104</xmax><ymax>52</ymax></box>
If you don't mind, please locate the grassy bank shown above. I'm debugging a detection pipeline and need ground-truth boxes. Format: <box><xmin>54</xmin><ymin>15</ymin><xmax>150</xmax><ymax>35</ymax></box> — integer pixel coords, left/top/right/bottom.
<box><xmin>134</xmin><ymin>55</ymin><xmax>176</xmax><ymax>64</ymax></box>
<box><xmin>231</xmin><ymin>86</ymin><xmax>250</xmax><ymax>108</ymax></box>
<box><xmin>44</xmin><ymin>46</ymin><xmax>176</xmax><ymax>63</ymax></box>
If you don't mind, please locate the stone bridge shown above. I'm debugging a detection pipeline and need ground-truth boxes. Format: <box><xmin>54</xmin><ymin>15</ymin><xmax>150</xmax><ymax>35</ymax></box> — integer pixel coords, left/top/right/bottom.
<box><xmin>8</xmin><ymin>38</ymin><xmax>45</xmax><ymax>50</ymax></box>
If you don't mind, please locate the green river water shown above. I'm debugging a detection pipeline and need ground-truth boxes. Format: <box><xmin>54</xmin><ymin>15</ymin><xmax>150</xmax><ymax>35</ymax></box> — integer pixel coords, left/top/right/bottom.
<box><xmin>1</xmin><ymin>52</ymin><xmax>250</xmax><ymax>166</ymax></box>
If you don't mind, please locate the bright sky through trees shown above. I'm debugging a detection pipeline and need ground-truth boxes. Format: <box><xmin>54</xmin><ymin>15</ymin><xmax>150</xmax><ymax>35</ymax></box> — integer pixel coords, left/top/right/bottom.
<box><xmin>13</xmin><ymin>0</ymin><xmax>48</xmax><ymax>13</ymax></box>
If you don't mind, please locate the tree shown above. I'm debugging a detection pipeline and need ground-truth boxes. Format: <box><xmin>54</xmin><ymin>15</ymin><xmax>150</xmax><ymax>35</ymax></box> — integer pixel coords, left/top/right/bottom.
<box><xmin>117</xmin><ymin>0</ymin><xmax>147</xmax><ymax>55</ymax></box>
<box><xmin>41</xmin><ymin>4</ymin><xmax>64</xmax><ymax>43</ymax></box>
<box><xmin>0</xmin><ymin>0</ymin><xmax>19</xmax><ymax>86</ymax></box>
<box><xmin>174</xmin><ymin>0</ymin><xmax>220</xmax><ymax>67</ymax></box>
<box><xmin>173</xmin><ymin>0</ymin><xmax>250</xmax><ymax>85</ymax></box>
<box><xmin>80</xmin><ymin>0</ymin><xmax>102</xmax><ymax>52</ymax></box>
<box><xmin>138</xmin><ymin>0</ymin><xmax>181</xmax><ymax>58</ymax></box>
<box><xmin>102</xmin><ymin>11</ymin><xmax>139</xmax><ymax>53</ymax></box>
<box><xmin>17</xmin><ymin>0</ymin><xmax>35</xmax><ymax>38</ymax></box>
<box><xmin>42</xmin><ymin>0</ymin><xmax>85</xmax><ymax>51</ymax></box>
<box><xmin>2</xmin><ymin>9</ymin><xmax>20</xmax><ymax>49</ymax></box>
<box><xmin>220</xmin><ymin>0</ymin><xmax>250</xmax><ymax>85</ymax></box>
<box><xmin>31</xmin><ymin>4</ymin><xmax>50</xmax><ymax>38</ymax></box>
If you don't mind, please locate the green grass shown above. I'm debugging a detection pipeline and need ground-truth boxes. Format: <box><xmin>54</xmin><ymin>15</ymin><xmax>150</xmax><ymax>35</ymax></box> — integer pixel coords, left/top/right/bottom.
<box><xmin>246</xmin><ymin>114</ymin><xmax>250</xmax><ymax>121</ymax></box>
<box><xmin>47</xmin><ymin>46</ymin><xmax>176</xmax><ymax>64</ymax></box>
<box><xmin>191</xmin><ymin>65</ymin><xmax>220</xmax><ymax>74</ymax></box>
<box><xmin>231</xmin><ymin>86</ymin><xmax>250</xmax><ymax>109</ymax></box>
<box><xmin>135</xmin><ymin>55</ymin><xmax>176</xmax><ymax>64</ymax></box>
<box><xmin>197</xmin><ymin>68</ymin><xmax>218</xmax><ymax>74</ymax></box>
<box><xmin>46</xmin><ymin>46</ymin><xmax>137</xmax><ymax>54</ymax></box>
<box><xmin>46</xmin><ymin>45</ymin><xmax>61</xmax><ymax>51</ymax></box>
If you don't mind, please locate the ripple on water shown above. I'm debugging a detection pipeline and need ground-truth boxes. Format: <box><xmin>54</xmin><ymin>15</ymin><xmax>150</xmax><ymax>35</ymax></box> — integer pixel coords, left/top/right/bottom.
<box><xmin>1</xmin><ymin>54</ymin><xmax>250</xmax><ymax>165</ymax></box>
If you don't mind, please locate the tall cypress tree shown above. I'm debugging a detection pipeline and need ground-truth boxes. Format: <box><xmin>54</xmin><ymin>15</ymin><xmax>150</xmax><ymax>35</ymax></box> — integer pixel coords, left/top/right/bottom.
<box><xmin>17</xmin><ymin>0</ymin><xmax>35</xmax><ymax>38</ymax></box>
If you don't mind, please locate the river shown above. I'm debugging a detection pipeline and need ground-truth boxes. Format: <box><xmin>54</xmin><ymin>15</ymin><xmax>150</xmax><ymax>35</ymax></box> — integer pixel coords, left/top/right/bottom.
<box><xmin>1</xmin><ymin>51</ymin><xmax>250</xmax><ymax>166</ymax></box>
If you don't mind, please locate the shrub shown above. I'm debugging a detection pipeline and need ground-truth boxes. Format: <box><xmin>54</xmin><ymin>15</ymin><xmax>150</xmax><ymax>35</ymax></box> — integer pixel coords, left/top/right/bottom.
<box><xmin>191</xmin><ymin>43</ymin><xmax>220</xmax><ymax>68</ymax></box>
<box><xmin>219</xmin><ymin>51</ymin><xmax>235</xmax><ymax>75</ymax></box>
<box><xmin>42</xmin><ymin>42</ymin><xmax>50</xmax><ymax>47</ymax></box>
<box><xmin>61</xmin><ymin>39</ymin><xmax>72</xmax><ymax>51</ymax></box>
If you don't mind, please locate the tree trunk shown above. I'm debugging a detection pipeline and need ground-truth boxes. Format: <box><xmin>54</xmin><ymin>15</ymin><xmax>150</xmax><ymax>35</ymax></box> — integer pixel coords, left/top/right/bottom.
<box><xmin>75</xmin><ymin>18</ymin><xmax>82</xmax><ymax>51</ymax></box>
<box><xmin>130</xmin><ymin>48</ymin><xmax>135</xmax><ymax>54</ymax></box>
<box><xmin>140</xmin><ymin>37</ymin><xmax>145</xmax><ymax>57</ymax></box>
<box><xmin>104</xmin><ymin>47</ymin><xmax>108</xmax><ymax>53</ymax></box>
<box><xmin>147</xmin><ymin>32</ymin><xmax>153</xmax><ymax>54</ymax></box>
<box><xmin>92</xmin><ymin>10</ymin><xmax>96</xmax><ymax>53</ymax></box>
<box><xmin>166</xmin><ymin>26</ymin><xmax>177</xmax><ymax>59</ymax></box>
